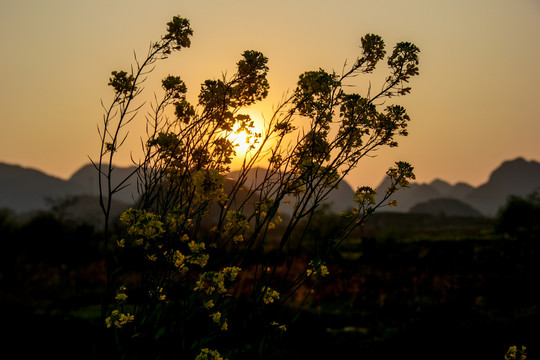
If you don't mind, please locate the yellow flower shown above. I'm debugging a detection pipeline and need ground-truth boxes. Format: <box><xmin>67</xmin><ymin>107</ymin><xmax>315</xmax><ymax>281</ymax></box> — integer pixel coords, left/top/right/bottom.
<box><xmin>120</xmin><ymin>208</ymin><xmax>164</xmax><ymax>240</ymax></box>
<box><xmin>268</xmin><ymin>215</ymin><xmax>283</xmax><ymax>229</ymax></box>
<box><xmin>188</xmin><ymin>241</ymin><xmax>209</xmax><ymax>267</ymax></box>
<box><xmin>195</xmin><ymin>267</ymin><xmax>240</xmax><ymax>297</ymax></box>
<box><xmin>224</xmin><ymin>211</ymin><xmax>250</xmax><ymax>232</ymax></box>
<box><xmin>271</xmin><ymin>321</ymin><xmax>287</xmax><ymax>332</ymax></box>
<box><xmin>173</xmin><ymin>250</ymin><xmax>186</xmax><ymax>269</ymax></box>
<box><xmin>149</xmin><ymin>287</ymin><xmax>166</xmax><ymax>301</ymax></box>
<box><xmin>222</xmin><ymin>267</ymin><xmax>241</xmax><ymax>282</ymax></box>
<box><xmin>211</xmin><ymin>311</ymin><xmax>221</xmax><ymax>324</ymax></box>
<box><xmin>192</xmin><ymin>169</ymin><xmax>228</xmax><ymax>204</ymax></box>
<box><xmin>320</xmin><ymin>265</ymin><xmax>330</xmax><ymax>277</ymax></box>
<box><xmin>263</xmin><ymin>288</ymin><xmax>280</xmax><ymax>304</ymax></box>
<box><xmin>105</xmin><ymin>310</ymin><xmax>134</xmax><ymax>328</ymax></box>
<box><xmin>221</xmin><ymin>320</ymin><xmax>228</xmax><ymax>331</ymax></box>
<box><xmin>115</xmin><ymin>293</ymin><xmax>128</xmax><ymax>302</ymax></box>
<box><xmin>189</xmin><ymin>253</ymin><xmax>209</xmax><ymax>268</ymax></box>
<box><xmin>505</xmin><ymin>346</ymin><xmax>527</xmax><ymax>360</ymax></box>
<box><xmin>307</xmin><ymin>260</ymin><xmax>330</xmax><ymax>278</ymax></box>
<box><xmin>195</xmin><ymin>348</ymin><xmax>226</xmax><ymax>360</ymax></box>
<box><xmin>188</xmin><ymin>240</ymin><xmax>205</xmax><ymax>253</ymax></box>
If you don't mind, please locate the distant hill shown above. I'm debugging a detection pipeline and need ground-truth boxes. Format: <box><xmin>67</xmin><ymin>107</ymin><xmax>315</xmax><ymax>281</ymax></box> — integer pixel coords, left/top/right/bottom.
<box><xmin>409</xmin><ymin>198</ymin><xmax>483</xmax><ymax>217</ymax></box>
<box><xmin>464</xmin><ymin>158</ymin><xmax>540</xmax><ymax>216</ymax></box>
<box><xmin>227</xmin><ymin>167</ymin><xmax>356</xmax><ymax>215</ymax></box>
<box><xmin>375</xmin><ymin>178</ymin><xmax>442</xmax><ymax>212</ymax></box>
<box><xmin>430</xmin><ymin>179</ymin><xmax>475</xmax><ymax>199</ymax></box>
<box><xmin>0</xmin><ymin>162</ymin><xmax>137</xmax><ymax>215</ymax></box>
<box><xmin>1</xmin><ymin>157</ymin><xmax>539</xmax><ymax>218</ymax></box>
<box><xmin>374</xmin><ymin>157</ymin><xmax>540</xmax><ymax>217</ymax></box>
<box><xmin>68</xmin><ymin>163</ymin><xmax>139</xmax><ymax>205</ymax></box>
<box><xmin>0</xmin><ymin>163</ymin><xmax>84</xmax><ymax>213</ymax></box>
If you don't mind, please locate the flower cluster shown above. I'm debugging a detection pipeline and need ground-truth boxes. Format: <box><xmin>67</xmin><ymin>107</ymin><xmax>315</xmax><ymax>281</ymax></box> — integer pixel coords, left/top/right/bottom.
<box><xmin>210</xmin><ymin>311</ymin><xmax>228</xmax><ymax>331</ymax></box>
<box><xmin>195</xmin><ymin>267</ymin><xmax>242</xmax><ymax>297</ymax></box>
<box><xmin>224</xmin><ymin>210</ymin><xmax>250</xmax><ymax>232</ymax></box>
<box><xmin>505</xmin><ymin>346</ymin><xmax>527</xmax><ymax>360</ymax></box>
<box><xmin>263</xmin><ymin>287</ymin><xmax>280</xmax><ymax>304</ymax></box>
<box><xmin>268</xmin><ymin>214</ymin><xmax>282</xmax><ymax>230</ymax></box>
<box><xmin>385</xmin><ymin>161</ymin><xmax>415</xmax><ymax>192</ymax></box>
<box><xmin>353</xmin><ymin>186</ymin><xmax>376</xmax><ymax>207</ymax></box>
<box><xmin>195</xmin><ymin>348</ymin><xmax>226</xmax><ymax>360</ymax></box>
<box><xmin>195</xmin><ymin>267</ymin><xmax>242</xmax><ymax>311</ymax></box>
<box><xmin>105</xmin><ymin>310</ymin><xmax>135</xmax><ymax>328</ymax></box>
<box><xmin>105</xmin><ymin>286</ymin><xmax>134</xmax><ymax>328</ymax></box>
<box><xmin>165</xmin><ymin>211</ymin><xmax>192</xmax><ymax>234</ymax></box>
<box><xmin>306</xmin><ymin>260</ymin><xmax>330</xmax><ymax>278</ymax></box>
<box><xmin>192</xmin><ymin>169</ymin><xmax>227</xmax><ymax>204</ymax></box>
<box><xmin>187</xmin><ymin>240</ymin><xmax>209</xmax><ymax>268</ymax></box>
<box><xmin>120</xmin><ymin>208</ymin><xmax>165</xmax><ymax>241</ymax></box>
<box><xmin>173</xmin><ymin>250</ymin><xmax>187</xmax><ymax>270</ymax></box>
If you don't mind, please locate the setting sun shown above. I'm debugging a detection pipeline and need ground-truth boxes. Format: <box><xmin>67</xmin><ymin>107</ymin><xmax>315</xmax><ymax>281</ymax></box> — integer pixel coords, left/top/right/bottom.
<box><xmin>226</xmin><ymin>108</ymin><xmax>267</xmax><ymax>165</ymax></box>
<box><xmin>228</xmin><ymin>124</ymin><xmax>254</xmax><ymax>157</ymax></box>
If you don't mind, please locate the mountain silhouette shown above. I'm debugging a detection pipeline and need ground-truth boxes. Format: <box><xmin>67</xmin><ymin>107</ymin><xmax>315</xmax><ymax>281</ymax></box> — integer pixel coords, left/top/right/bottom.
<box><xmin>464</xmin><ymin>158</ymin><xmax>540</xmax><ymax>216</ymax></box>
<box><xmin>68</xmin><ymin>163</ymin><xmax>139</xmax><ymax>205</ymax></box>
<box><xmin>0</xmin><ymin>163</ymin><xmax>85</xmax><ymax>213</ymax></box>
<box><xmin>0</xmin><ymin>162</ymin><xmax>137</xmax><ymax>215</ymax></box>
<box><xmin>1</xmin><ymin>157</ymin><xmax>538</xmax><ymax>218</ymax></box>
<box><xmin>375</xmin><ymin>178</ymin><xmax>442</xmax><ymax>212</ymax></box>
<box><xmin>375</xmin><ymin>157</ymin><xmax>540</xmax><ymax>217</ymax></box>
<box><xmin>429</xmin><ymin>179</ymin><xmax>475</xmax><ymax>199</ymax></box>
<box><xmin>226</xmin><ymin>167</ymin><xmax>356</xmax><ymax>216</ymax></box>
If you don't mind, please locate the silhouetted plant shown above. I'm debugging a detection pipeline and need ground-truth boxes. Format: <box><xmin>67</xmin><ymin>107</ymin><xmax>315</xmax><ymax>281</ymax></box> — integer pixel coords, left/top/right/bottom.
<box><xmin>95</xmin><ymin>15</ymin><xmax>419</xmax><ymax>359</ymax></box>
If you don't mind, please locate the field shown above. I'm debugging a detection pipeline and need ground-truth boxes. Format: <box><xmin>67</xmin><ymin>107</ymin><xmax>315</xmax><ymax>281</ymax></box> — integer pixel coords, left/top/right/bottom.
<box><xmin>1</xmin><ymin>210</ymin><xmax>538</xmax><ymax>359</ymax></box>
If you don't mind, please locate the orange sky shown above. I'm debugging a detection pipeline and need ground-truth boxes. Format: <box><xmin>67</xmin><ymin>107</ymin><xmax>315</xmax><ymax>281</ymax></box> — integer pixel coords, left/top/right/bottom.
<box><xmin>1</xmin><ymin>0</ymin><xmax>539</xmax><ymax>189</ymax></box>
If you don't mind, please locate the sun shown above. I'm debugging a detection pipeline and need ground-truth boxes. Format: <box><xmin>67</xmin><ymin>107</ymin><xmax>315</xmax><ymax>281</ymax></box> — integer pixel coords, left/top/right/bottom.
<box><xmin>226</xmin><ymin>109</ymin><xmax>266</xmax><ymax>159</ymax></box>
<box><xmin>228</xmin><ymin>124</ymin><xmax>255</xmax><ymax>157</ymax></box>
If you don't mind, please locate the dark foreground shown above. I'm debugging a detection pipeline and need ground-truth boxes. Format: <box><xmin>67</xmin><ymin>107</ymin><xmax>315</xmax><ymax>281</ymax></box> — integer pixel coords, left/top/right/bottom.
<box><xmin>1</xmin><ymin>212</ymin><xmax>538</xmax><ymax>359</ymax></box>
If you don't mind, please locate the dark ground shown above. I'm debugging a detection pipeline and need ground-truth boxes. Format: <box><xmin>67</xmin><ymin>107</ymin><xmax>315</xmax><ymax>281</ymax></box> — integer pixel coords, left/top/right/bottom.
<box><xmin>1</xmin><ymin>211</ymin><xmax>538</xmax><ymax>359</ymax></box>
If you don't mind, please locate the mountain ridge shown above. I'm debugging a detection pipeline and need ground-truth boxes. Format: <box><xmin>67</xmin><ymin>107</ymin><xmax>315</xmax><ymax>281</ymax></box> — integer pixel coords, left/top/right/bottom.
<box><xmin>376</xmin><ymin>157</ymin><xmax>540</xmax><ymax>217</ymax></box>
<box><xmin>1</xmin><ymin>157</ymin><xmax>539</xmax><ymax>218</ymax></box>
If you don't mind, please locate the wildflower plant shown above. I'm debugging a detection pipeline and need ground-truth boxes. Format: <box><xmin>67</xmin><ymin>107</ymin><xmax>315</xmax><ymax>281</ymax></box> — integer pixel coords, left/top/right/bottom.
<box><xmin>96</xmin><ymin>15</ymin><xmax>419</xmax><ymax>359</ymax></box>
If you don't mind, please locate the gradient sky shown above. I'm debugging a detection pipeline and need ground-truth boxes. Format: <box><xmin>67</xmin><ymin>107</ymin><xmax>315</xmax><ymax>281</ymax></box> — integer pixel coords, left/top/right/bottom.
<box><xmin>1</xmin><ymin>0</ymin><xmax>539</xmax><ymax>189</ymax></box>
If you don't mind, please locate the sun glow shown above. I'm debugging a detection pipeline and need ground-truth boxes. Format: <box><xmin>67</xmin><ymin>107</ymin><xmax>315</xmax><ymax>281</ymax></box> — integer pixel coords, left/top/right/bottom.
<box><xmin>229</xmin><ymin>123</ymin><xmax>257</xmax><ymax>158</ymax></box>
<box><xmin>228</xmin><ymin>109</ymin><xmax>266</xmax><ymax>157</ymax></box>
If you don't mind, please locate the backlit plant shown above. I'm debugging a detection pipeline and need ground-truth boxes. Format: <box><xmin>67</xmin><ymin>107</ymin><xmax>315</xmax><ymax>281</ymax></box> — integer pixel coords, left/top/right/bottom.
<box><xmin>96</xmin><ymin>15</ymin><xmax>419</xmax><ymax>359</ymax></box>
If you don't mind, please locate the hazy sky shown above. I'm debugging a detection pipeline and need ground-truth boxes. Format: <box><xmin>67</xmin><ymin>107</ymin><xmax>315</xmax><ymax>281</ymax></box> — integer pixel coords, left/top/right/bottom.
<box><xmin>1</xmin><ymin>0</ymin><xmax>539</xmax><ymax>189</ymax></box>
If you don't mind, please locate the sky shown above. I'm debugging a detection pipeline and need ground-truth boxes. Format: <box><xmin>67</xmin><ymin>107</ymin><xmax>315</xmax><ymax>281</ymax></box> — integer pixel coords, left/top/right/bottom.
<box><xmin>1</xmin><ymin>0</ymin><xmax>539</xmax><ymax>189</ymax></box>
